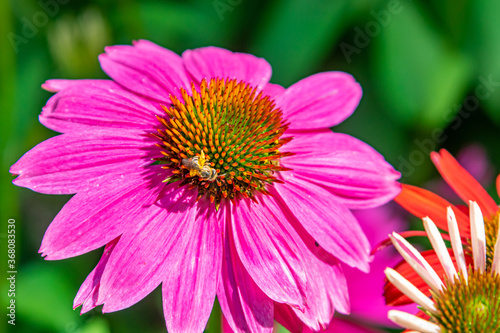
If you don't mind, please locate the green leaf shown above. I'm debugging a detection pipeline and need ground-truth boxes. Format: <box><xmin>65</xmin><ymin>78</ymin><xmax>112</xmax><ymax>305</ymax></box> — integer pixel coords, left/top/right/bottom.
<box><xmin>250</xmin><ymin>0</ymin><xmax>350</xmax><ymax>86</ymax></box>
<box><xmin>373</xmin><ymin>2</ymin><xmax>472</xmax><ymax>128</ymax></box>
<box><xmin>138</xmin><ymin>1</ymin><xmax>232</xmax><ymax>52</ymax></box>
<box><xmin>275</xmin><ymin>323</ymin><xmax>291</xmax><ymax>333</ymax></box>
<box><xmin>204</xmin><ymin>298</ymin><xmax>221</xmax><ymax>333</ymax></box>
<box><xmin>0</xmin><ymin>0</ymin><xmax>19</xmax><ymax>238</ymax></box>
<box><xmin>464</xmin><ymin>0</ymin><xmax>500</xmax><ymax>123</ymax></box>
<box><xmin>80</xmin><ymin>317</ymin><xmax>112</xmax><ymax>333</ymax></box>
<box><xmin>16</xmin><ymin>262</ymin><xmax>82</xmax><ymax>332</ymax></box>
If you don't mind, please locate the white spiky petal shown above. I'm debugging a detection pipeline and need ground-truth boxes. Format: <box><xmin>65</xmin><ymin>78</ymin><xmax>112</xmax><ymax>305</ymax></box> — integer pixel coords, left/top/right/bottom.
<box><xmin>423</xmin><ymin>216</ymin><xmax>457</xmax><ymax>281</ymax></box>
<box><xmin>470</xmin><ymin>201</ymin><xmax>487</xmax><ymax>273</ymax></box>
<box><xmin>390</xmin><ymin>232</ymin><xmax>444</xmax><ymax>292</ymax></box>
<box><xmin>447</xmin><ymin>207</ymin><xmax>468</xmax><ymax>282</ymax></box>
<box><xmin>384</xmin><ymin>268</ymin><xmax>437</xmax><ymax>313</ymax></box>
<box><xmin>388</xmin><ymin>310</ymin><xmax>441</xmax><ymax>333</ymax></box>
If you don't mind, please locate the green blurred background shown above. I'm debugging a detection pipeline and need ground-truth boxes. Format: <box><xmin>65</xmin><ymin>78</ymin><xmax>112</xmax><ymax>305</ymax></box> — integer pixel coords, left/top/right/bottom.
<box><xmin>1</xmin><ymin>0</ymin><xmax>500</xmax><ymax>332</ymax></box>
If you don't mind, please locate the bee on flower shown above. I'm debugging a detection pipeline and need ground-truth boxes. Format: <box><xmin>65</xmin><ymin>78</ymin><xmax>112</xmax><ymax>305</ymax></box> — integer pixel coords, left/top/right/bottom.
<box><xmin>181</xmin><ymin>151</ymin><xmax>218</xmax><ymax>182</ymax></box>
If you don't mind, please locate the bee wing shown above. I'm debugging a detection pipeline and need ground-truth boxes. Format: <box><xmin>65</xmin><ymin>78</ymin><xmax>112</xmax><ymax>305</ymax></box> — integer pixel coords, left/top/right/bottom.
<box><xmin>208</xmin><ymin>168</ymin><xmax>218</xmax><ymax>181</ymax></box>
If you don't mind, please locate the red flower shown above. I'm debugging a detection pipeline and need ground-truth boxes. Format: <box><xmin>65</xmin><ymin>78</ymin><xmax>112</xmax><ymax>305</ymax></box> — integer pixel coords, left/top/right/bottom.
<box><xmin>386</xmin><ymin>149</ymin><xmax>499</xmax><ymax>306</ymax></box>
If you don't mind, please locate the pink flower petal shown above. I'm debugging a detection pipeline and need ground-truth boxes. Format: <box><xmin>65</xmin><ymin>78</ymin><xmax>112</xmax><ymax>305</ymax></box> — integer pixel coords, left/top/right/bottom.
<box><xmin>74</xmin><ymin>238</ymin><xmax>119</xmax><ymax>313</ymax></box>
<box><xmin>321</xmin><ymin>259</ymin><xmax>349</xmax><ymax>315</ymax></box>
<box><xmin>352</xmin><ymin>203</ymin><xmax>408</xmax><ymax>247</ymax></box>
<box><xmin>496</xmin><ymin>174</ymin><xmax>500</xmax><ymax>200</ymax></box>
<box><xmin>274</xmin><ymin>303</ymin><xmax>304</xmax><ymax>333</ymax></box>
<box><xmin>265</xmin><ymin>191</ymin><xmax>349</xmax><ymax>329</ymax></box>
<box><xmin>294</xmin><ymin>242</ymin><xmax>349</xmax><ymax>330</ymax></box>
<box><xmin>95</xmin><ymin>187</ymin><xmax>198</xmax><ymax>313</ymax></box>
<box><xmin>262</xmin><ymin>83</ymin><xmax>285</xmax><ymax>100</ymax></box>
<box><xmin>275</xmin><ymin>72</ymin><xmax>362</xmax><ymax>130</ymax></box>
<box><xmin>42</xmin><ymin>79</ymin><xmax>86</xmax><ymax>92</ymax></box>
<box><xmin>282</xmin><ymin>150</ymin><xmax>401</xmax><ymax>209</ymax></box>
<box><xmin>39</xmin><ymin>168</ymin><xmax>166</xmax><ymax>260</ymax></box>
<box><xmin>310</xmin><ymin>248</ymin><xmax>350</xmax><ymax>316</ymax></box>
<box><xmin>346</xmin><ymin>204</ymin><xmax>417</xmax><ymax>327</ymax></box>
<box><xmin>10</xmin><ymin>129</ymin><xmax>156</xmax><ymax>194</ymax></box>
<box><xmin>289</xmin><ymin>256</ymin><xmax>345</xmax><ymax>331</ymax></box>
<box><xmin>275</xmin><ymin>177</ymin><xmax>371</xmax><ymax>272</ymax></box>
<box><xmin>218</xmin><ymin>202</ymin><xmax>274</xmax><ymax>333</ymax></box>
<box><xmin>99</xmin><ymin>41</ymin><xmax>191</xmax><ymax>102</ymax></box>
<box><xmin>222</xmin><ymin>315</ymin><xmax>234</xmax><ymax>333</ymax></box>
<box><xmin>162</xmin><ymin>201</ymin><xmax>223</xmax><ymax>333</ymax></box>
<box><xmin>182</xmin><ymin>47</ymin><xmax>272</xmax><ymax>91</ymax></box>
<box><xmin>230</xmin><ymin>197</ymin><xmax>307</xmax><ymax>308</ymax></box>
<box><xmin>345</xmin><ymin>249</ymin><xmax>417</xmax><ymax>327</ymax></box>
<box><xmin>40</xmin><ymin>79</ymin><xmax>160</xmax><ymax>133</ymax></box>
<box><xmin>284</xmin><ymin>130</ymin><xmax>383</xmax><ymax>156</ymax></box>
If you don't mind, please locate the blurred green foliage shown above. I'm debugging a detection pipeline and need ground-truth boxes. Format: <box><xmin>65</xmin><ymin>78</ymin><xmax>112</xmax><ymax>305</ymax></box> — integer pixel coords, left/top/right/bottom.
<box><xmin>2</xmin><ymin>0</ymin><xmax>500</xmax><ymax>332</ymax></box>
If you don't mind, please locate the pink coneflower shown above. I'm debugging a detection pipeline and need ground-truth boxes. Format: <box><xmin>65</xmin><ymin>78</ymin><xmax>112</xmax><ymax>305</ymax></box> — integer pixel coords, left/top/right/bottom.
<box><xmin>385</xmin><ymin>203</ymin><xmax>500</xmax><ymax>332</ymax></box>
<box><xmin>10</xmin><ymin>40</ymin><xmax>400</xmax><ymax>332</ymax></box>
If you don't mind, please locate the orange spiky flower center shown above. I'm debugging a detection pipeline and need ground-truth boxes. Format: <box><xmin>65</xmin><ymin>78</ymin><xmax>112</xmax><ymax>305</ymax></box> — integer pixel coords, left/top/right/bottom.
<box><xmin>153</xmin><ymin>78</ymin><xmax>293</xmax><ymax>204</ymax></box>
<box><xmin>484</xmin><ymin>212</ymin><xmax>499</xmax><ymax>268</ymax></box>
<box><xmin>429</xmin><ymin>268</ymin><xmax>500</xmax><ymax>332</ymax></box>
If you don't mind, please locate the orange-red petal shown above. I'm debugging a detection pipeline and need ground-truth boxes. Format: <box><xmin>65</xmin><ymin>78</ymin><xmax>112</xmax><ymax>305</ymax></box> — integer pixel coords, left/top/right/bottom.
<box><xmin>431</xmin><ymin>149</ymin><xmax>498</xmax><ymax>218</ymax></box>
<box><xmin>395</xmin><ymin>184</ymin><xmax>470</xmax><ymax>237</ymax></box>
